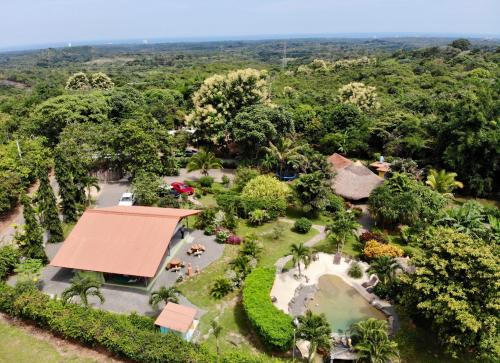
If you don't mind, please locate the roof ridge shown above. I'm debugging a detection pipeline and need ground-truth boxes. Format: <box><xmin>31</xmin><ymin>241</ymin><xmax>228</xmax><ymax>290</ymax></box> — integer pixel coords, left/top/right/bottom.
<box><xmin>86</xmin><ymin>209</ymin><xmax>181</xmax><ymax>218</ymax></box>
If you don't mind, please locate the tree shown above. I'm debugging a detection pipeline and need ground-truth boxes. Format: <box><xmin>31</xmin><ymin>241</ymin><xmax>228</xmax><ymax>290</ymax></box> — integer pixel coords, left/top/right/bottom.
<box><xmin>15</xmin><ymin>195</ymin><xmax>47</xmax><ymax>262</ymax></box>
<box><xmin>289</xmin><ymin>242</ymin><xmax>311</xmax><ymax>277</ymax></box>
<box><xmin>131</xmin><ymin>171</ymin><xmax>163</xmax><ymax>206</ymax></box>
<box><xmin>293</xmin><ymin>171</ymin><xmax>332</xmax><ymax>216</ymax></box>
<box><xmin>351</xmin><ymin>318</ymin><xmax>399</xmax><ymax>363</ymax></box>
<box><xmin>326</xmin><ymin>210</ymin><xmax>360</xmax><ymax>253</ymax></box>
<box><xmin>296</xmin><ymin>310</ymin><xmax>332</xmax><ymax>362</ymax></box>
<box><xmin>369</xmin><ymin>173</ymin><xmax>446</xmax><ymax>228</ymax></box>
<box><xmin>149</xmin><ymin>286</ymin><xmax>180</xmax><ymax>308</ymax></box>
<box><xmin>338</xmin><ymin>82</ymin><xmax>380</xmax><ymax>112</ymax></box>
<box><xmin>262</xmin><ymin>138</ymin><xmax>306</xmax><ymax>177</ymax></box>
<box><xmin>36</xmin><ymin>169</ymin><xmax>63</xmax><ymax>243</ymax></box>
<box><xmin>211</xmin><ymin>320</ymin><xmax>223</xmax><ymax>361</ymax></box>
<box><xmin>143</xmin><ymin>88</ymin><xmax>183</xmax><ymax>128</ymax></box>
<box><xmin>65</xmin><ymin>72</ymin><xmax>90</xmax><ymax>91</ymax></box>
<box><xmin>425</xmin><ymin>169</ymin><xmax>463</xmax><ymax>197</ymax></box>
<box><xmin>187</xmin><ymin>68</ymin><xmax>271</xmax><ymax>145</ymax></box>
<box><xmin>61</xmin><ymin>271</ymin><xmax>105</xmax><ymax>306</ymax></box>
<box><xmin>402</xmin><ymin>227</ymin><xmax>499</xmax><ymax>360</ymax></box>
<box><xmin>89</xmin><ymin>72</ymin><xmax>114</xmax><ymax>90</ymax></box>
<box><xmin>450</xmin><ymin>38</ymin><xmax>471</xmax><ymax>51</ymax></box>
<box><xmin>186</xmin><ymin>150</ymin><xmax>222</xmax><ymax>176</ymax></box>
<box><xmin>241</xmin><ymin>175</ymin><xmax>292</xmax><ymax>217</ymax></box>
<box><xmin>229</xmin><ymin>105</ymin><xmax>294</xmax><ymax>157</ymax></box>
<box><xmin>367</xmin><ymin>256</ymin><xmax>398</xmax><ymax>285</ymax></box>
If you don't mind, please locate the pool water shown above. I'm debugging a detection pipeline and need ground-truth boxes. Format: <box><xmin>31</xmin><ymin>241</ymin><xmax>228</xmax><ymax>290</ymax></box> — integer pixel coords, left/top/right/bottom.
<box><xmin>307</xmin><ymin>274</ymin><xmax>386</xmax><ymax>333</ymax></box>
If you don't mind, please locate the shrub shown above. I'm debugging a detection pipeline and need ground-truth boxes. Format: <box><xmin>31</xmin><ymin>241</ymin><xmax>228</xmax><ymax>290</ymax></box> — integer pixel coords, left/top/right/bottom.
<box><xmin>0</xmin><ymin>246</ymin><xmax>19</xmax><ymax>280</ymax></box>
<box><xmin>215</xmin><ymin>229</ymin><xmax>230</xmax><ymax>244</ymax></box>
<box><xmin>360</xmin><ymin>231</ymin><xmax>387</xmax><ymax>244</ymax></box>
<box><xmin>363</xmin><ymin>240</ymin><xmax>404</xmax><ymax>259</ymax></box>
<box><xmin>210</xmin><ymin>278</ymin><xmax>233</xmax><ymax>299</ymax></box>
<box><xmin>325</xmin><ymin>193</ymin><xmax>344</xmax><ymax>213</ymax></box>
<box><xmin>227</xmin><ymin>235</ymin><xmax>242</xmax><ymax>245</ymax></box>
<box><xmin>242</xmin><ymin>175</ymin><xmax>291</xmax><ymax>217</ymax></box>
<box><xmin>348</xmin><ymin>262</ymin><xmax>363</xmax><ymax>278</ymax></box>
<box><xmin>221</xmin><ymin>175</ymin><xmax>230</xmax><ymax>187</ymax></box>
<box><xmin>243</xmin><ymin>268</ymin><xmax>293</xmax><ymax>351</ymax></box>
<box><xmin>194</xmin><ymin>208</ymin><xmax>216</xmax><ymax>230</ymax></box>
<box><xmin>233</xmin><ymin>166</ymin><xmax>260</xmax><ymax>191</ymax></box>
<box><xmin>198</xmin><ymin>176</ymin><xmax>214</xmax><ymax>187</ymax></box>
<box><xmin>248</xmin><ymin>209</ymin><xmax>270</xmax><ymax>226</ymax></box>
<box><xmin>294</xmin><ymin>218</ymin><xmax>312</xmax><ymax>234</ymax></box>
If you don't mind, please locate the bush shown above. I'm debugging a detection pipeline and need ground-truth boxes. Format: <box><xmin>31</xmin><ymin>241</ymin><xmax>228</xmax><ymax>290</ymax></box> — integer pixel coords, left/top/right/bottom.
<box><xmin>242</xmin><ymin>175</ymin><xmax>291</xmax><ymax>217</ymax></box>
<box><xmin>248</xmin><ymin>209</ymin><xmax>270</xmax><ymax>226</ymax></box>
<box><xmin>0</xmin><ymin>246</ymin><xmax>19</xmax><ymax>280</ymax></box>
<box><xmin>194</xmin><ymin>208</ymin><xmax>216</xmax><ymax>230</ymax></box>
<box><xmin>363</xmin><ymin>240</ymin><xmax>404</xmax><ymax>259</ymax></box>
<box><xmin>294</xmin><ymin>218</ymin><xmax>312</xmax><ymax>234</ymax></box>
<box><xmin>325</xmin><ymin>193</ymin><xmax>344</xmax><ymax>213</ymax></box>
<box><xmin>221</xmin><ymin>175</ymin><xmax>230</xmax><ymax>187</ymax></box>
<box><xmin>360</xmin><ymin>231</ymin><xmax>387</xmax><ymax>244</ymax></box>
<box><xmin>198</xmin><ymin>176</ymin><xmax>214</xmax><ymax>187</ymax></box>
<box><xmin>215</xmin><ymin>229</ymin><xmax>230</xmax><ymax>243</ymax></box>
<box><xmin>243</xmin><ymin>268</ymin><xmax>293</xmax><ymax>351</ymax></box>
<box><xmin>348</xmin><ymin>262</ymin><xmax>363</xmax><ymax>278</ymax></box>
<box><xmin>234</xmin><ymin>166</ymin><xmax>260</xmax><ymax>191</ymax></box>
<box><xmin>227</xmin><ymin>235</ymin><xmax>242</xmax><ymax>245</ymax></box>
<box><xmin>210</xmin><ymin>278</ymin><xmax>233</xmax><ymax>299</ymax></box>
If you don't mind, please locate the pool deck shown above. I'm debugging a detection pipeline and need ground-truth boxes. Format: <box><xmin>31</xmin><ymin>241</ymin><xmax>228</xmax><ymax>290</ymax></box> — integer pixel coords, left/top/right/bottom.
<box><xmin>271</xmin><ymin>252</ymin><xmax>392</xmax><ymax>315</ymax></box>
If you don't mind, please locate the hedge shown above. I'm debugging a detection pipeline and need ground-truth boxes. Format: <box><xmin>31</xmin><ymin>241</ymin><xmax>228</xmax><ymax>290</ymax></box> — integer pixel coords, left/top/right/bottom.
<box><xmin>0</xmin><ymin>246</ymin><xmax>19</xmax><ymax>280</ymax></box>
<box><xmin>242</xmin><ymin>268</ymin><xmax>294</xmax><ymax>351</ymax></box>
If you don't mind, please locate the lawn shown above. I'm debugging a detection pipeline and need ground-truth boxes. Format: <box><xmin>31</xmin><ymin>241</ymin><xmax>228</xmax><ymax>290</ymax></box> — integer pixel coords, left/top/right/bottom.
<box><xmin>178</xmin><ymin>219</ymin><xmax>318</xmax><ymax>356</ymax></box>
<box><xmin>0</xmin><ymin>319</ymin><xmax>97</xmax><ymax>363</ymax></box>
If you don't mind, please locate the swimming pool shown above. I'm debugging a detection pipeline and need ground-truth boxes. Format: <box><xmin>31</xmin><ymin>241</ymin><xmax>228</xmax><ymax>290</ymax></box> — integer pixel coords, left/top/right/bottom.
<box><xmin>307</xmin><ymin>274</ymin><xmax>386</xmax><ymax>333</ymax></box>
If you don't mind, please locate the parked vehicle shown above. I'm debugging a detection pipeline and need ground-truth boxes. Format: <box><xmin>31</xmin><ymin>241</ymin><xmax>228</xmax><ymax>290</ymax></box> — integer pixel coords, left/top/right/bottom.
<box><xmin>171</xmin><ymin>182</ymin><xmax>195</xmax><ymax>195</ymax></box>
<box><xmin>185</xmin><ymin>147</ymin><xmax>198</xmax><ymax>157</ymax></box>
<box><xmin>118</xmin><ymin>192</ymin><xmax>135</xmax><ymax>206</ymax></box>
<box><xmin>159</xmin><ymin>183</ymin><xmax>180</xmax><ymax>198</ymax></box>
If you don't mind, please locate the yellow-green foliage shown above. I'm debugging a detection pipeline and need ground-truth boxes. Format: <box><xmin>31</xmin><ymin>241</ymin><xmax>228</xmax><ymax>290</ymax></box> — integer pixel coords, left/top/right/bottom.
<box><xmin>363</xmin><ymin>240</ymin><xmax>404</xmax><ymax>259</ymax></box>
<box><xmin>338</xmin><ymin>82</ymin><xmax>380</xmax><ymax>112</ymax></box>
<box><xmin>242</xmin><ymin>175</ymin><xmax>291</xmax><ymax>203</ymax></box>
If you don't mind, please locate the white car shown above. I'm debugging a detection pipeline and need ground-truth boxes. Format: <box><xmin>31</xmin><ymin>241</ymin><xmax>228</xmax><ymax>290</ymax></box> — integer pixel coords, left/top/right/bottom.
<box><xmin>118</xmin><ymin>192</ymin><xmax>135</xmax><ymax>206</ymax></box>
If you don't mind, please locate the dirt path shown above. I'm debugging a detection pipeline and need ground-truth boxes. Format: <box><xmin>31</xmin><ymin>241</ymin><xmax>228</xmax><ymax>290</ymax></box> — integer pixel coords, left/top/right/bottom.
<box><xmin>0</xmin><ymin>313</ymin><xmax>128</xmax><ymax>363</ymax></box>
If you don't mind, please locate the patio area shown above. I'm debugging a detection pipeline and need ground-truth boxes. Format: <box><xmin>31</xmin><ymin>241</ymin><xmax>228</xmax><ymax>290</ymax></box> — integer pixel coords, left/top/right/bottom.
<box><xmin>8</xmin><ymin>229</ymin><xmax>224</xmax><ymax>316</ymax></box>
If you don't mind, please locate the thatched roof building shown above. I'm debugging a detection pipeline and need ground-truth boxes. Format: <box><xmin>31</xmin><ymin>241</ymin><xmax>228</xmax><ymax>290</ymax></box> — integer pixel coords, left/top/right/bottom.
<box><xmin>328</xmin><ymin>153</ymin><xmax>383</xmax><ymax>201</ymax></box>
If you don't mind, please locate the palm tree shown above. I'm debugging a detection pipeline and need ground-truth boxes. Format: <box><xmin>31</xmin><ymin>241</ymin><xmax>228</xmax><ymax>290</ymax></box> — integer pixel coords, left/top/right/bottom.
<box><xmin>426</xmin><ymin>169</ymin><xmax>463</xmax><ymax>197</ymax></box>
<box><xmin>61</xmin><ymin>271</ymin><xmax>105</xmax><ymax>306</ymax></box>
<box><xmin>211</xmin><ymin>319</ymin><xmax>223</xmax><ymax>361</ymax></box>
<box><xmin>351</xmin><ymin>319</ymin><xmax>399</xmax><ymax>363</ymax></box>
<box><xmin>263</xmin><ymin>138</ymin><xmax>307</xmax><ymax>178</ymax></box>
<box><xmin>296</xmin><ymin>310</ymin><xmax>332</xmax><ymax>362</ymax></box>
<box><xmin>240</xmin><ymin>236</ymin><xmax>263</xmax><ymax>259</ymax></box>
<box><xmin>290</xmin><ymin>242</ymin><xmax>311</xmax><ymax>277</ymax></box>
<box><xmin>210</xmin><ymin>278</ymin><xmax>233</xmax><ymax>299</ymax></box>
<box><xmin>326</xmin><ymin>210</ymin><xmax>360</xmax><ymax>253</ymax></box>
<box><xmin>367</xmin><ymin>257</ymin><xmax>398</xmax><ymax>285</ymax></box>
<box><xmin>149</xmin><ymin>286</ymin><xmax>180</xmax><ymax>309</ymax></box>
<box><xmin>187</xmin><ymin>150</ymin><xmax>222</xmax><ymax>176</ymax></box>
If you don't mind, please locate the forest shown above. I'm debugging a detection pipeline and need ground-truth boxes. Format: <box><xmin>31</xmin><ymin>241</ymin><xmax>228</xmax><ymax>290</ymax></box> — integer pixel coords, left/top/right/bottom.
<box><xmin>0</xmin><ymin>37</ymin><xmax>499</xmax><ymax>363</ymax></box>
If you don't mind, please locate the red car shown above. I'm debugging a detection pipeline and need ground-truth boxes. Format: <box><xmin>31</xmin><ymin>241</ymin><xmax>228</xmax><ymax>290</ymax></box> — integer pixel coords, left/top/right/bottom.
<box><xmin>171</xmin><ymin>182</ymin><xmax>195</xmax><ymax>195</ymax></box>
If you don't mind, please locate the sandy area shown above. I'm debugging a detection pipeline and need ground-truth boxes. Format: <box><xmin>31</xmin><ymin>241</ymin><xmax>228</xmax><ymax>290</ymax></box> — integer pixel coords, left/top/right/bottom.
<box><xmin>270</xmin><ymin>253</ymin><xmax>391</xmax><ymax>313</ymax></box>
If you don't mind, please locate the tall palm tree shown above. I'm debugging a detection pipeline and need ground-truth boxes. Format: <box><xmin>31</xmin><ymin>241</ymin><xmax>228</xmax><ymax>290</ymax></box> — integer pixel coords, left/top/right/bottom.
<box><xmin>211</xmin><ymin>319</ymin><xmax>223</xmax><ymax>361</ymax></box>
<box><xmin>61</xmin><ymin>271</ymin><xmax>105</xmax><ymax>306</ymax></box>
<box><xmin>426</xmin><ymin>169</ymin><xmax>463</xmax><ymax>197</ymax></box>
<box><xmin>187</xmin><ymin>150</ymin><xmax>222</xmax><ymax>176</ymax></box>
<box><xmin>290</xmin><ymin>242</ymin><xmax>311</xmax><ymax>277</ymax></box>
<box><xmin>326</xmin><ymin>210</ymin><xmax>360</xmax><ymax>253</ymax></box>
<box><xmin>367</xmin><ymin>257</ymin><xmax>398</xmax><ymax>285</ymax></box>
<box><xmin>296</xmin><ymin>310</ymin><xmax>332</xmax><ymax>362</ymax></box>
<box><xmin>351</xmin><ymin>319</ymin><xmax>399</xmax><ymax>363</ymax></box>
<box><xmin>263</xmin><ymin>138</ymin><xmax>307</xmax><ymax>177</ymax></box>
<box><xmin>149</xmin><ymin>286</ymin><xmax>180</xmax><ymax>308</ymax></box>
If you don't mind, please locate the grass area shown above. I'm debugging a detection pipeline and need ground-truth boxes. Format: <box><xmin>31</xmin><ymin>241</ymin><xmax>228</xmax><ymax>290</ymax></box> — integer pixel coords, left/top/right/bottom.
<box><xmin>0</xmin><ymin>319</ymin><xmax>97</xmax><ymax>363</ymax></box>
<box><xmin>285</xmin><ymin>206</ymin><xmax>332</xmax><ymax>226</ymax></box>
<box><xmin>453</xmin><ymin>196</ymin><xmax>499</xmax><ymax>208</ymax></box>
<box><xmin>312</xmin><ymin>234</ymin><xmax>363</xmax><ymax>257</ymax></box>
<box><xmin>178</xmin><ymin>219</ymin><xmax>318</xmax><ymax>356</ymax></box>
<box><xmin>62</xmin><ymin>222</ymin><xmax>76</xmax><ymax>238</ymax></box>
<box><xmin>197</xmin><ymin>194</ymin><xmax>218</xmax><ymax>208</ymax></box>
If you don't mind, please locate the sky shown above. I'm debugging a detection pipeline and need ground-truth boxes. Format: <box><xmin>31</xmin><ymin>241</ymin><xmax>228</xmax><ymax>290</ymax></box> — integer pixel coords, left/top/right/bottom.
<box><xmin>1</xmin><ymin>0</ymin><xmax>499</xmax><ymax>49</ymax></box>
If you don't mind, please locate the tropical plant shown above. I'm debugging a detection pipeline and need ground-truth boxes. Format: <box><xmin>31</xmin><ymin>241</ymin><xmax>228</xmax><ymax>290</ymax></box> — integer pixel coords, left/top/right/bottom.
<box><xmin>248</xmin><ymin>209</ymin><xmax>270</xmax><ymax>225</ymax></box>
<box><xmin>240</xmin><ymin>235</ymin><xmax>263</xmax><ymax>259</ymax></box>
<box><xmin>187</xmin><ymin>150</ymin><xmax>222</xmax><ymax>176</ymax></box>
<box><xmin>211</xmin><ymin>319</ymin><xmax>223</xmax><ymax>360</ymax></box>
<box><xmin>289</xmin><ymin>242</ymin><xmax>311</xmax><ymax>277</ymax></box>
<box><xmin>210</xmin><ymin>278</ymin><xmax>233</xmax><ymax>299</ymax></box>
<box><xmin>426</xmin><ymin>169</ymin><xmax>463</xmax><ymax>196</ymax></box>
<box><xmin>367</xmin><ymin>257</ymin><xmax>398</xmax><ymax>285</ymax></box>
<box><xmin>14</xmin><ymin>258</ymin><xmax>43</xmax><ymax>284</ymax></box>
<box><xmin>61</xmin><ymin>271</ymin><xmax>105</xmax><ymax>306</ymax></box>
<box><xmin>326</xmin><ymin>210</ymin><xmax>360</xmax><ymax>253</ymax></box>
<box><xmin>294</xmin><ymin>218</ymin><xmax>312</xmax><ymax>234</ymax></box>
<box><xmin>296</xmin><ymin>310</ymin><xmax>332</xmax><ymax>362</ymax></box>
<box><xmin>434</xmin><ymin>201</ymin><xmax>489</xmax><ymax>239</ymax></box>
<box><xmin>15</xmin><ymin>195</ymin><xmax>47</xmax><ymax>262</ymax></box>
<box><xmin>149</xmin><ymin>286</ymin><xmax>180</xmax><ymax>308</ymax></box>
<box><xmin>262</xmin><ymin>138</ymin><xmax>307</xmax><ymax>177</ymax></box>
<box><xmin>348</xmin><ymin>262</ymin><xmax>363</xmax><ymax>279</ymax></box>
<box><xmin>351</xmin><ymin>318</ymin><xmax>399</xmax><ymax>363</ymax></box>
<box><xmin>293</xmin><ymin>171</ymin><xmax>332</xmax><ymax>215</ymax></box>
